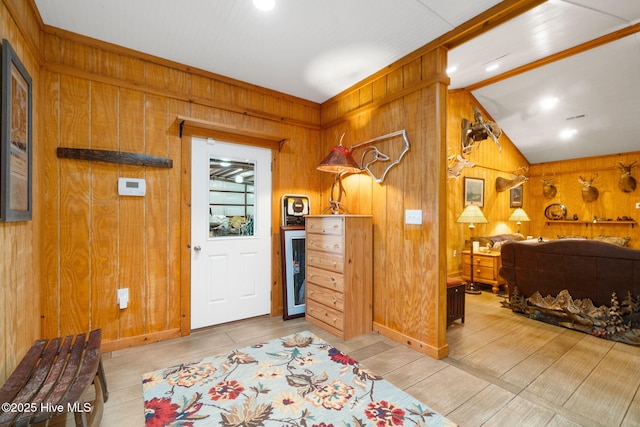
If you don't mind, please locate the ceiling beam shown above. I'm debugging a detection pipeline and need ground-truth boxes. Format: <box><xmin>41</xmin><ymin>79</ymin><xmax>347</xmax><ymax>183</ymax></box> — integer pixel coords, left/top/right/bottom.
<box><xmin>464</xmin><ymin>22</ymin><xmax>640</xmax><ymax>91</ymax></box>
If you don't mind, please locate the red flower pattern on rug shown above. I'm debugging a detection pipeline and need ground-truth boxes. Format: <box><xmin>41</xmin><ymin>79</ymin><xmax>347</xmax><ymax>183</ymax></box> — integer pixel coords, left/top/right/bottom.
<box><xmin>142</xmin><ymin>331</ymin><xmax>457</xmax><ymax>426</ymax></box>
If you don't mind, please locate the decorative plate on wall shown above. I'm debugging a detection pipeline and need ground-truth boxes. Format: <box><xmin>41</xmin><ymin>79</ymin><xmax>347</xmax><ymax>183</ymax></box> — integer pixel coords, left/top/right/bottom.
<box><xmin>544</xmin><ymin>203</ymin><xmax>567</xmax><ymax>220</ymax></box>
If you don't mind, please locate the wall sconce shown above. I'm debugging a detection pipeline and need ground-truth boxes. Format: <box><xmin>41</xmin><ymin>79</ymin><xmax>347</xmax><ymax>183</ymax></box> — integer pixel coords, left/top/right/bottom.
<box><xmin>317</xmin><ymin>130</ymin><xmax>410</xmax><ymax>214</ymax></box>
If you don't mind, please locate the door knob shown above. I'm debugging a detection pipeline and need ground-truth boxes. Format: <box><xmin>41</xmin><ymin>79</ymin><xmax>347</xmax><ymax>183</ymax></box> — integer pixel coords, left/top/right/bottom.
<box><xmin>194</xmin><ymin>245</ymin><xmax>202</xmax><ymax>252</ymax></box>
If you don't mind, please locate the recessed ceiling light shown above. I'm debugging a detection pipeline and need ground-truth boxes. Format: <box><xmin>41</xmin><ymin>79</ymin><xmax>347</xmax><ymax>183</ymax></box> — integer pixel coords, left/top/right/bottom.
<box><xmin>540</xmin><ymin>96</ymin><xmax>559</xmax><ymax>110</ymax></box>
<box><xmin>559</xmin><ymin>128</ymin><xmax>577</xmax><ymax>139</ymax></box>
<box><xmin>485</xmin><ymin>64</ymin><xmax>499</xmax><ymax>72</ymax></box>
<box><xmin>446</xmin><ymin>66</ymin><xmax>458</xmax><ymax>75</ymax></box>
<box><xmin>253</xmin><ymin>0</ymin><xmax>275</xmax><ymax>11</ymax></box>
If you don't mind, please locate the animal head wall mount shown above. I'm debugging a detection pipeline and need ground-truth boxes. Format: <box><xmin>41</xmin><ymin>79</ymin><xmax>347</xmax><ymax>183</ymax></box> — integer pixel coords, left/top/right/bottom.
<box><xmin>447</xmin><ymin>153</ymin><xmax>475</xmax><ymax>179</ymax></box>
<box><xmin>578</xmin><ymin>173</ymin><xmax>599</xmax><ymax>202</ymax></box>
<box><xmin>461</xmin><ymin>107</ymin><xmax>502</xmax><ymax>155</ymax></box>
<box><xmin>618</xmin><ymin>161</ymin><xmax>637</xmax><ymax>193</ymax></box>
<box><xmin>541</xmin><ymin>174</ymin><xmax>557</xmax><ymax>199</ymax></box>
<box><xmin>495</xmin><ymin>166</ymin><xmax>529</xmax><ymax>192</ymax></box>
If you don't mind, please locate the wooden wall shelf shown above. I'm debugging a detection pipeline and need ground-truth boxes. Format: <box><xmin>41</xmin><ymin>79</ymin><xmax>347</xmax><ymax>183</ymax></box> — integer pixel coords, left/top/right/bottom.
<box><xmin>57</xmin><ymin>148</ymin><xmax>173</xmax><ymax>168</ymax></box>
<box><xmin>545</xmin><ymin>220</ymin><xmax>637</xmax><ymax>228</ymax></box>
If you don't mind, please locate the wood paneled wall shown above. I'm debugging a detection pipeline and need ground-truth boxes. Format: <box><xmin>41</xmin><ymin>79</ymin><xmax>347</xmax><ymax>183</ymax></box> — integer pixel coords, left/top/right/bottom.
<box><xmin>0</xmin><ymin>0</ymin><xmax>42</xmax><ymax>384</ymax></box>
<box><xmin>321</xmin><ymin>48</ymin><xmax>450</xmax><ymax>359</ymax></box>
<box><xmin>446</xmin><ymin>91</ymin><xmax>640</xmax><ymax>276</ymax></box>
<box><xmin>529</xmin><ymin>152</ymin><xmax>640</xmax><ymax>248</ymax></box>
<box><xmin>446</xmin><ymin>91</ymin><xmax>530</xmax><ymax>276</ymax></box>
<box><xmin>39</xmin><ymin>27</ymin><xmax>323</xmax><ymax>352</ymax></box>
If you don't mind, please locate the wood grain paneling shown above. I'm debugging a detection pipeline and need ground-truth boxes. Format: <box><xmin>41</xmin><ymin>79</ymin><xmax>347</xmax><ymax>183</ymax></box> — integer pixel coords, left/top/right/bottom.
<box><xmin>0</xmin><ymin>0</ymin><xmax>41</xmax><ymax>384</ymax></box>
<box><xmin>446</xmin><ymin>91</ymin><xmax>530</xmax><ymax>278</ymax></box>
<box><xmin>529</xmin><ymin>152</ymin><xmax>640</xmax><ymax>247</ymax></box>
<box><xmin>90</xmin><ymin>82</ymin><xmax>119</xmax><ymax>343</ymax></box>
<box><xmin>321</xmin><ymin>48</ymin><xmax>449</xmax><ymax>358</ymax></box>
<box><xmin>39</xmin><ymin>27</ymin><xmax>322</xmax><ymax>353</ymax></box>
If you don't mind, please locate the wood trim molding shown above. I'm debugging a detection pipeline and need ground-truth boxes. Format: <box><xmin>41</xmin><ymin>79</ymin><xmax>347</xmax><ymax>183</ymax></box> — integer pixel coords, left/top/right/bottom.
<box><xmin>373</xmin><ymin>322</ymin><xmax>450</xmax><ymax>359</ymax></box>
<box><xmin>176</xmin><ymin>116</ymin><xmax>286</xmax><ymax>151</ymax></box>
<box><xmin>101</xmin><ymin>328</ymin><xmax>181</xmax><ymax>352</ymax></box>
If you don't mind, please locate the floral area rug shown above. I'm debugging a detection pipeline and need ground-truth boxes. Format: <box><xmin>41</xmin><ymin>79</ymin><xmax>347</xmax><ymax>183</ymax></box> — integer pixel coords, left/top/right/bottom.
<box><xmin>142</xmin><ymin>331</ymin><xmax>457</xmax><ymax>427</ymax></box>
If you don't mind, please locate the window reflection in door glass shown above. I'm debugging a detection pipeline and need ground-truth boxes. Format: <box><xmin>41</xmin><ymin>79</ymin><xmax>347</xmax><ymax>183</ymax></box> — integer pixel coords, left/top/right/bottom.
<box><xmin>209</xmin><ymin>158</ymin><xmax>255</xmax><ymax>238</ymax></box>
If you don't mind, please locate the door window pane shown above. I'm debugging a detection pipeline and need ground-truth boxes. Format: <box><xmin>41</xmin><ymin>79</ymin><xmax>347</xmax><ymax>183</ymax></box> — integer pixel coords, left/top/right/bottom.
<box><xmin>209</xmin><ymin>158</ymin><xmax>255</xmax><ymax>237</ymax></box>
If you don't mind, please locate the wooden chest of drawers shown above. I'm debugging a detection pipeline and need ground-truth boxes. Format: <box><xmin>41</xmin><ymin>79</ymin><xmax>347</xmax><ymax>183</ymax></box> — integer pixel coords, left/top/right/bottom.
<box><xmin>462</xmin><ymin>250</ymin><xmax>505</xmax><ymax>293</ymax></box>
<box><xmin>305</xmin><ymin>215</ymin><xmax>372</xmax><ymax>340</ymax></box>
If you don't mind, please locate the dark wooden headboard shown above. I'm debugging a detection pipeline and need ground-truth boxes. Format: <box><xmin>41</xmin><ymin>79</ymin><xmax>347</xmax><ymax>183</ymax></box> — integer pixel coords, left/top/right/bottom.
<box><xmin>500</xmin><ymin>240</ymin><xmax>640</xmax><ymax>307</ymax></box>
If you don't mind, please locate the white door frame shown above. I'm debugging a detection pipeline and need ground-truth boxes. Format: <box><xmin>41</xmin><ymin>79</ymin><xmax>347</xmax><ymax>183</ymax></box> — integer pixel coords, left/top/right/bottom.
<box><xmin>189</xmin><ymin>137</ymin><xmax>271</xmax><ymax>329</ymax></box>
<box><xmin>179</xmin><ymin>126</ymin><xmax>279</xmax><ymax>336</ymax></box>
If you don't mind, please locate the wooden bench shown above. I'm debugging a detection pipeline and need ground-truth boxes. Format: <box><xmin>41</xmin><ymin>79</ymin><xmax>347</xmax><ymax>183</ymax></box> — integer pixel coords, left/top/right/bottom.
<box><xmin>0</xmin><ymin>329</ymin><xmax>108</xmax><ymax>427</ymax></box>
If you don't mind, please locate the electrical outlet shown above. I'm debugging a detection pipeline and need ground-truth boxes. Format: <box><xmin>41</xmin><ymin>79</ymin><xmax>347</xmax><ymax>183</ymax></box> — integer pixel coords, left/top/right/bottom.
<box><xmin>453</xmin><ymin>250</ymin><xmax>457</xmax><ymax>257</ymax></box>
<box><xmin>636</xmin><ymin>202</ymin><xmax>640</xmax><ymax>209</ymax></box>
<box><xmin>117</xmin><ymin>288</ymin><xmax>129</xmax><ymax>309</ymax></box>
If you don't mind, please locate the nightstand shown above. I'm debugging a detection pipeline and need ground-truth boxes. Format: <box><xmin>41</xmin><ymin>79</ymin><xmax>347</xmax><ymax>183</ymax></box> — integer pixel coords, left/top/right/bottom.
<box><xmin>462</xmin><ymin>250</ymin><xmax>506</xmax><ymax>293</ymax></box>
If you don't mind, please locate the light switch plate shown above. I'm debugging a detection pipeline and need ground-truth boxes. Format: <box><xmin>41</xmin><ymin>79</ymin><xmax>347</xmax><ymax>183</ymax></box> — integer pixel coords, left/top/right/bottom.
<box><xmin>405</xmin><ymin>209</ymin><xmax>422</xmax><ymax>225</ymax></box>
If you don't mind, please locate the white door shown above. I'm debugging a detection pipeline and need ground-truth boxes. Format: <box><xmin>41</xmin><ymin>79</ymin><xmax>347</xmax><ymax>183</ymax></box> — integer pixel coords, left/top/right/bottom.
<box><xmin>191</xmin><ymin>138</ymin><xmax>272</xmax><ymax>329</ymax></box>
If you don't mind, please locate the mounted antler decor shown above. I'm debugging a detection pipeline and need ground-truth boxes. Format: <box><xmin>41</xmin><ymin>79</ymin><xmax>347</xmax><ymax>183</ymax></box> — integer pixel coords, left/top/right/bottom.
<box><xmin>578</xmin><ymin>173</ymin><xmax>599</xmax><ymax>202</ymax></box>
<box><xmin>495</xmin><ymin>166</ymin><xmax>529</xmax><ymax>192</ymax></box>
<box><xmin>447</xmin><ymin>153</ymin><xmax>475</xmax><ymax>179</ymax></box>
<box><xmin>618</xmin><ymin>161</ymin><xmax>637</xmax><ymax>193</ymax></box>
<box><xmin>461</xmin><ymin>107</ymin><xmax>502</xmax><ymax>155</ymax></box>
<box><xmin>541</xmin><ymin>173</ymin><xmax>557</xmax><ymax>199</ymax></box>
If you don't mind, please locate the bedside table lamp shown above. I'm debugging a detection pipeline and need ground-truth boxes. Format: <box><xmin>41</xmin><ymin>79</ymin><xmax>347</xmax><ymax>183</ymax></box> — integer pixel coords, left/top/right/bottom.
<box><xmin>456</xmin><ymin>204</ymin><xmax>488</xmax><ymax>294</ymax></box>
<box><xmin>317</xmin><ymin>134</ymin><xmax>361</xmax><ymax>214</ymax></box>
<box><xmin>508</xmin><ymin>208</ymin><xmax>530</xmax><ymax>234</ymax></box>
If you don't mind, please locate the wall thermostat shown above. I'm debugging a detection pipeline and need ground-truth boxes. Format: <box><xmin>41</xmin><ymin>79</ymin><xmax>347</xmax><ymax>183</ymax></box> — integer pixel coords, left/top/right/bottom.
<box><xmin>118</xmin><ymin>178</ymin><xmax>146</xmax><ymax>196</ymax></box>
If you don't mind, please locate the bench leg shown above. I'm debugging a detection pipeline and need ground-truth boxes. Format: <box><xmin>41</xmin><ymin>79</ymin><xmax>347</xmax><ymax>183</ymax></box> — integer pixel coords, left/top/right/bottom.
<box><xmin>76</xmin><ymin>373</ymin><xmax>104</xmax><ymax>427</ymax></box>
<box><xmin>97</xmin><ymin>357</ymin><xmax>109</xmax><ymax>403</ymax></box>
<box><xmin>73</xmin><ymin>358</ymin><xmax>107</xmax><ymax>427</ymax></box>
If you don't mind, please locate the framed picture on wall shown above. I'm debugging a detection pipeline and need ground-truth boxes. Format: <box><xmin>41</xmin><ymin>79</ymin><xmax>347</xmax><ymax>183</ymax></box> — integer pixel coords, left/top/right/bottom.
<box><xmin>0</xmin><ymin>39</ymin><xmax>32</xmax><ymax>222</ymax></box>
<box><xmin>280</xmin><ymin>226</ymin><xmax>306</xmax><ymax>320</ymax></box>
<box><xmin>464</xmin><ymin>177</ymin><xmax>484</xmax><ymax>207</ymax></box>
<box><xmin>510</xmin><ymin>186</ymin><xmax>523</xmax><ymax>208</ymax></box>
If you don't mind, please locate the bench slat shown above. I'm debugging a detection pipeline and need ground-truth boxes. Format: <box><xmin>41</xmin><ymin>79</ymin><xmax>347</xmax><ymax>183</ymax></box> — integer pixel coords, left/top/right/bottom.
<box><xmin>61</xmin><ymin>329</ymin><xmax>102</xmax><ymax>406</ymax></box>
<box><xmin>0</xmin><ymin>340</ymin><xmax>54</xmax><ymax>425</ymax></box>
<box><xmin>39</xmin><ymin>334</ymin><xmax>86</xmax><ymax>409</ymax></box>
<box><xmin>0</xmin><ymin>329</ymin><xmax>106</xmax><ymax>427</ymax></box>
<box><xmin>13</xmin><ymin>336</ymin><xmax>73</xmax><ymax>426</ymax></box>
<box><xmin>0</xmin><ymin>341</ymin><xmax>46</xmax><ymax>404</ymax></box>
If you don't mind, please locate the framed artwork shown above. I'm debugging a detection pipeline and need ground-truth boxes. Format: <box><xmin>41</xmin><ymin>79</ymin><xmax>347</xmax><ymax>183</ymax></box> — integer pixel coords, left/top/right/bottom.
<box><xmin>510</xmin><ymin>186</ymin><xmax>523</xmax><ymax>208</ymax></box>
<box><xmin>280</xmin><ymin>226</ymin><xmax>306</xmax><ymax>320</ymax></box>
<box><xmin>464</xmin><ymin>177</ymin><xmax>484</xmax><ymax>207</ymax></box>
<box><xmin>1</xmin><ymin>39</ymin><xmax>32</xmax><ymax>222</ymax></box>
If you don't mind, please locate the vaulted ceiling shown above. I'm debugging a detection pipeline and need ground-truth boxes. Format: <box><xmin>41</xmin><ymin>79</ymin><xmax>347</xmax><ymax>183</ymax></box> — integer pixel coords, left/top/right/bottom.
<box><xmin>34</xmin><ymin>0</ymin><xmax>640</xmax><ymax>164</ymax></box>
